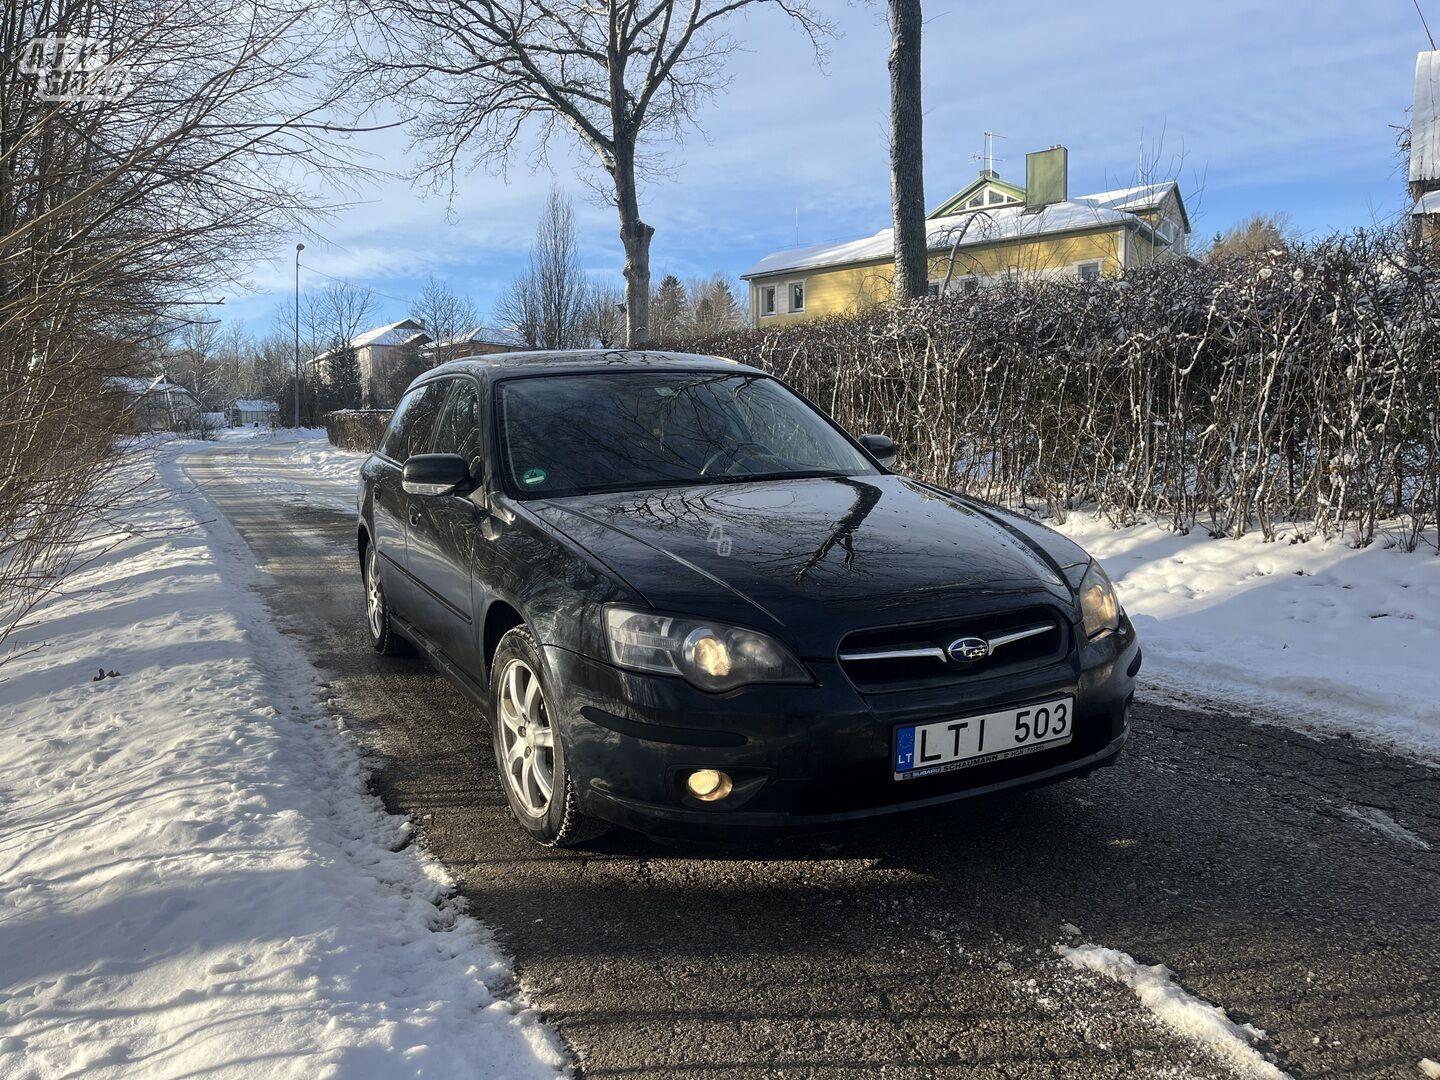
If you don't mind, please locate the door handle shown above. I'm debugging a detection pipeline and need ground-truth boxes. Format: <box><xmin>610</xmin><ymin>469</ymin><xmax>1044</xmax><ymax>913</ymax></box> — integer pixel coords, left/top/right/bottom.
<box><xmin>409</xmin><ymin>509</ymin><xmax>422</xmax><ymax>527</ymax></box>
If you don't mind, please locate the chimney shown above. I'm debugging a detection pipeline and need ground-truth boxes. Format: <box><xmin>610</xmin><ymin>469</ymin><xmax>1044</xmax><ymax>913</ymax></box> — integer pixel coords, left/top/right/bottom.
<box><xmin>1025</xmin><ymin>145</ymin><xmax>1068</xmax><ymax>211</ymax></box>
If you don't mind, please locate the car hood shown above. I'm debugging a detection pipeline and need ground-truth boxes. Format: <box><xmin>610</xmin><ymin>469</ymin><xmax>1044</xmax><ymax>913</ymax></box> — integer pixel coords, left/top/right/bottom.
<box><xmin>530</xmin><ymin>475</ymin><xmax>1079</xmax><ymax>656</ymax></box>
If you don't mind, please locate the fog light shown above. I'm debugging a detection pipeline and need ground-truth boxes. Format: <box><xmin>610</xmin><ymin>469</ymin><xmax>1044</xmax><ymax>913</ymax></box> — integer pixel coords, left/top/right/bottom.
<box><xmin>686</xmin><ymin>768</ymin><xmax>733</xmax><ymax>802</ymax></box>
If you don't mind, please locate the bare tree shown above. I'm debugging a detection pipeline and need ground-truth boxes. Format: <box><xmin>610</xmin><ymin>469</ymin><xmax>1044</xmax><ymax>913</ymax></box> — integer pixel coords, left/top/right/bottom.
<box><xmin>887</xmin><ymin>0</ymin><xmax>928</xmax><ymax>301</ymax></box>
<box><xmin>496</xmin><ymin>189</ymin><xmax>591</xmax><ymax>349</ymax></box>
<box><xmin>582</xmin><ymin>284</ymin><xmax>627</xmax><ymax>348</ymax></box>
<box><xmin>0</xmin><ymin>0</ymin><xmax>360</xmax><ymax>655</ymax></box>
<box><xmin>310</xmin><ymin>281</ymin><xmax>379</xmax><ymax>351</ymax></box>
<box><xmin>342</xmin><ymin>1</ymin><xmax>828</xmax><ymax>345</ymax></box>
<box><xmin>409</xmin><ymin>273</ymin><xmax>479</xmax><ymax>358</ymax></box>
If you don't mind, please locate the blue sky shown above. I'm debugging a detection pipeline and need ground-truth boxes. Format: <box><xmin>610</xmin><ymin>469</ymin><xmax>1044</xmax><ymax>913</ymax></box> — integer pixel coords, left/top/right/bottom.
<box><xmin>224</xmin><ymin>0</ymin><xmax>1431</xmax><ymax>336</ymax></box>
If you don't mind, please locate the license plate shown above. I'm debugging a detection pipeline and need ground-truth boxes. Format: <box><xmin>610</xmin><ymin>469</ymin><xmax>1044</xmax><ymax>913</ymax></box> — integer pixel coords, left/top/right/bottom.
<box><xmin>893</xmin><ymin>696</ymin><xmax>1074</xmax><ymax>780</ymax></box>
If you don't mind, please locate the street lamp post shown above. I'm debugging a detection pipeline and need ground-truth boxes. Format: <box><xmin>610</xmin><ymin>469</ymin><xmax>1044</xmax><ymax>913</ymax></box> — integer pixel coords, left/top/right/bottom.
<box><xmin>293</xmin><ymin>242</ymin><xmax>304</xmax><ymax>428</ymax></box>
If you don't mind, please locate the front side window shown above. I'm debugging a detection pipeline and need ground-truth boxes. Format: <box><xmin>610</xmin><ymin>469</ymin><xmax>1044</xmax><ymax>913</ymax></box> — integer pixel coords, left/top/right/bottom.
<box><xmin>760</xmin><ymin>285</ymin><xmax>777</xmax><ymax>315</ymax></box>
<box><xmin>429</xmin><ymin>378</ymin><xmax>485</xmax><ymax>466</ymax></box>
<box><xmin>498</xmin><ymin>372</ymin><xmax>877</xmax><ymax>498</ymax></box>
<box><xmin>788</xmin><ymin>281</ymin><xmax>805</xmax><ymax>312</ymax></box>
<box><xmin>379</xmin><ymin>380</ymin><xmax>447</xmax><ymax>461</ymax></box>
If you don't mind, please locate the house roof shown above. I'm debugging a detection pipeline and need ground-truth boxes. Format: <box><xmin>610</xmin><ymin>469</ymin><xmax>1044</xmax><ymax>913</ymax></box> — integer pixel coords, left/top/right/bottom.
<box><xmin>104</xmin><ymin>375</ymin><xmax>196</xmax><ymax>398</ymax></box>
<box><xmin>424</xmin><ymin>325</ymin><xmax>527</xmax><ymax>350</ymax></box>
<box><xmin>311</xmin><ymin>319</ymin><xmax>432</xmax><ymax>364</ymax></box>
<box><xmin>1411</xmin><ymin>51</ymin><xmax>1440</xmax><ymax>184</ymax></box>
<box><xmin>1075</xmin><ymin>181</ymin><xmax>1190</xmax><ymax>231</ymax></box>
<box><xmin>928</xmin><ymin>172</ymin><xmax>1026</xmax><ymax>218</ymax></box>
<box><xmin>353</xmin><ymin>319</ymin><xmax>430</xmax><ymax>349</ymax></box>
<box><xmin>743</xmin><ymin>197</ymin><xmax>1165</xmax><ymax>280</ymax></box>
<box><xmin>229</xmin><ymin>399</ymin><xmax>279</xmax><ymax>412</ymax></box>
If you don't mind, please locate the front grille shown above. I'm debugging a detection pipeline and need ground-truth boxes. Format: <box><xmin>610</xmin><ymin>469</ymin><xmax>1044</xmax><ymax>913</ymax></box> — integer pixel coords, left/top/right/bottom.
<box><xmin>837</xmin><ymin>606</ymin><xmax>1069</xmax><ymax>693</ymax></box>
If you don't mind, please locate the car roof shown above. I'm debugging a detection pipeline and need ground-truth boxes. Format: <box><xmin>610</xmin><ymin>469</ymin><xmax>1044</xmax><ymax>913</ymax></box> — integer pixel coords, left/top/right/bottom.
<box><xmin>419</xmin><ymin>349</ymin><xmax>764</xmax><ymax>383</ymax></box>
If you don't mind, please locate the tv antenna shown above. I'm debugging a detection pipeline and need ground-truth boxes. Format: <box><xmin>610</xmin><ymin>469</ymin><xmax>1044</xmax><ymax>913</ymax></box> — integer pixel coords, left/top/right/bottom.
<box><xmin>971</xmin><ymin>131</ymin><xmax>1007</xmax><ymax>176</ymax></box>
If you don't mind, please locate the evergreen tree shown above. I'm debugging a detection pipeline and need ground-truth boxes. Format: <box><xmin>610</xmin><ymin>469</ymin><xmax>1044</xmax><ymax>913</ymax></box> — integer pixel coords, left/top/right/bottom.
<box><xmin>650</xmin><ymin>275</ymin><xmax>689</xmax><ymax>340</ymax></box>
<box><xmin>327</xmin><ymin>344</ymin><xmax>362</xmax><ymax>411</ymax></box>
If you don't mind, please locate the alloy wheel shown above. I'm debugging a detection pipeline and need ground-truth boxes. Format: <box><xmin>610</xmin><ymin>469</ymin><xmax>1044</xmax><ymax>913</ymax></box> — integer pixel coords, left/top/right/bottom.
<box><xmin>496</xmin><ymin>658</ymin><xmax>555</xmax><ymax>815</ymax></box>
<box><xmin>366</xmin><ymin>546</ymin><xmax>384</xmax><ymax>639</ymax></box>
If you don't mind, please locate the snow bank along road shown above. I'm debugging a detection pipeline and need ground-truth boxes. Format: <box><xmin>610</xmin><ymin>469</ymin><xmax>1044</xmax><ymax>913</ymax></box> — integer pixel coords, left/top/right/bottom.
<box><xmin>179</xmin><ymin>437</ymin><xmax>1437</xmax><ymax>1079</ymax></box>
<box><xmin>0</xmin><ymin>439</ymin><xmax>568</xmax><ymax>1079</ymax></box>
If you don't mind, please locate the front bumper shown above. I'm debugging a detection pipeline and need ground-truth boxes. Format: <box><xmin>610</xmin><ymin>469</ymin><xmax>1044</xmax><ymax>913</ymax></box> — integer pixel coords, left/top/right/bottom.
<box><xmin>543</xmin><ymin>615</ymin><xmax>1140</xmax><ymax>839</ymax></box>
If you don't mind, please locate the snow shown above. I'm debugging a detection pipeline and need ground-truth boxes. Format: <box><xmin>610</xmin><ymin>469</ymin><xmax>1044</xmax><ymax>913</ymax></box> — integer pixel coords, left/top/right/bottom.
<box><xmin>1413</xmin><ymin>189</ymin><xmax>1440</xmax><ymax>215</ymax></box>
<box><xmin>1337</xmin><ymin>804</ymin><xmax>1432</xmax><ymax>850</ymax></box>
<box><xmin>1420</xmin><ymin>1058</ymin><xmax>1440</xmax><ymax>1078</ymax></box>
<box><xmin>104</xmin><ymin>375</ymin><xmax>193</xmax><ymax>396</ymax></box>
<box><xmin>353</xmin><ymin>320</ymin><xmax>431</xmax><ymax>349</ymax></box>
<box><xmin>1411</xmin><ymin>51</ymin><xmax>1440</xmax><ymax>184</ymax></box>
<box><xmin>1074</xmin><ymin>181</ymin><xmax>1179</xmax><ymax>214</ymax></box>
<box><xmin>229</xmin><ymin>398</ymin><xmax>280</xmax><ymax>413</ymax></box>
<box><xmin>1054</xmin><ymin>516</ymin><xmax>1440</xmax><ymax>756</ymax></box>
<box><xmin>1057</xmin><ymin>943</ymin><xmax>1290</xmax><ymax>1080</ymax></box>
<box><xmin>0</xmin><ymin>442</ymin><xmax>569</xmax><ymax>1079</ymax></box>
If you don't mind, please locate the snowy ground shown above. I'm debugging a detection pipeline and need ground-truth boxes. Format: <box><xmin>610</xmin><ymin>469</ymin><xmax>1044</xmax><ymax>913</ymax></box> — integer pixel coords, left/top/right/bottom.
<box><xmin>1056</xmin><ymin>515</ymin><xmax>1440</xmax><ymax>757</ymax></box>
<box><xmin>0</xmin><ymin>440</ymin><xmax>568</xmax><ymax>1079</ymax></box>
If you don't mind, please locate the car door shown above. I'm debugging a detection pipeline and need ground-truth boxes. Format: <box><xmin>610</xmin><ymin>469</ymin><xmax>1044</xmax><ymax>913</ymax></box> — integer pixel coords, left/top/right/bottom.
<box><xmin>403</xmin><ymin>376</ymin><xmax>488</xmax><ymax>676</ymax></box>
<box><xmin>371</xmin><ymin>380</ymin><xmax>446</xmax><ymax>616</ymax></box>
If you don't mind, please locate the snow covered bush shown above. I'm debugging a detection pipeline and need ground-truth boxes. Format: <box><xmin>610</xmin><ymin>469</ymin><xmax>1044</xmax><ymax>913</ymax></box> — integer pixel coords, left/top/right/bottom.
<box><xmin>686</xmin><ymin>229</ymin><xmax>1440</xmax><ymax>548</ymax></box>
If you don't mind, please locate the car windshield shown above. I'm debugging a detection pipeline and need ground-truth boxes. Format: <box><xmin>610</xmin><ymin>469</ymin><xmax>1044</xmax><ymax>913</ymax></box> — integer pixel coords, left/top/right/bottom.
<box><xmin>498</xmin><ymin>371</ymin><xmax>878</xmax><ymax>498</ymax></box>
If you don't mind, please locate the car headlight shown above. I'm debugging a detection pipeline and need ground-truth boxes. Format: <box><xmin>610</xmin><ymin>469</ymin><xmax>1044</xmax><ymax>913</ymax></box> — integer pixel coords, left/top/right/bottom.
<box><xmin>1078</xmin><ymin>560</ymin><xmax>1121</xmax><ymax>638</ymax></box>
<box><xmin>604</xmin><ymin>607</ymin><xmax>810</xmax><ymax>692</ymax></box>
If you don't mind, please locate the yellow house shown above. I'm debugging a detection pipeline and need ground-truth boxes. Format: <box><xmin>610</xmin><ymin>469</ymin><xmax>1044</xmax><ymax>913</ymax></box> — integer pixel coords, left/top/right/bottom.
<box><xmin>742</xmin><ymin>146</ymin><xmax>1191</xmax><ymax>328</ymax></box>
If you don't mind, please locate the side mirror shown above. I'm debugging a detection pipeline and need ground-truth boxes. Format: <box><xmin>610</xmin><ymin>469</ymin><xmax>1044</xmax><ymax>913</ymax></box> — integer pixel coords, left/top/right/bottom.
<box><xmin>403</xmin><ymin>453</ymin><xmax>471</xmax><ymax>496</ymax></box>
<box><xmin>858</xmin><ymin>433</ymin><xmax>896</xmax><ymax>469</ymax></box>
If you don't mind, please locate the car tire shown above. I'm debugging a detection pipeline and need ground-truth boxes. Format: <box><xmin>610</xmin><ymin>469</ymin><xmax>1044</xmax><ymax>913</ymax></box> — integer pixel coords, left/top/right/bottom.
<box><xmin>363</xmin><ymin>540</ymin><xmax>408</xmax><ymax>656</ymax></box>
<box><xmin>490</xmin><ymin>625</ymin><xmax>609</xmax><ymax>848</ymax></box>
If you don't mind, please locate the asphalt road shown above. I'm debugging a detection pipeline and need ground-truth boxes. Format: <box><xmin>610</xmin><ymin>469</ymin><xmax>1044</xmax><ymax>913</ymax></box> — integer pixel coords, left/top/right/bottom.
<box><xmin>182</xmin><ymin>441</ymin><xmax>1439</xmax><ymax>1080</ymax></box>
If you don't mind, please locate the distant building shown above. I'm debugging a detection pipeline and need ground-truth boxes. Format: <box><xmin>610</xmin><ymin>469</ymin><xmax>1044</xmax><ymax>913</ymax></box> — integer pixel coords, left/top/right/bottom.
<box><xmin>741</xmin><ymin>145</ymin><xmax>1190</xmax><ymax>327</ymax></box>
<box><xmin>103</xmin><ymin>376</ymin><xmax>201</xmax><ymax>432</ymax></box>
<box><xmin>422</xmin><ymin>325</ymin><xmax>526</xmax><ymax>364</ymax></box>
<box><xmin>308</xmin><ymin>319</ymin><xmax>432</xmax><ymax>406</ymax></box>
<box><xmin>1410</xmin><ymin>51</ymin><xmax>1440</xmax><ymax>240</ymax></box>
<box><xmin>226</xmin><ymin>398</ymin><xmax>280</xmax><ymax>427</ymax></box>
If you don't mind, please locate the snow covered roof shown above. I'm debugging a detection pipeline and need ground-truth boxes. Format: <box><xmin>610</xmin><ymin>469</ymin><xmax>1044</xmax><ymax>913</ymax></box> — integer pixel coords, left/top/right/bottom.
<box><xmin>104</xmin><ymin>375</ymin><xmax>195</xmax><ymax>398</ymax></box>
<box><xmin>230</xmin><ymin>399</ymin><xmax>279</xmax><ymax>412</ymax></box>
<box><xmin>1415</xmin><ymin>189</ymin><xmax>1440</xmax><ymax>215</ymax></box>
<box><xmin>353</xmin><ymin>319</ymin><xmax>430</xmax><ymax>349</ymax></box>
<box><xmin>743</xmin><ymin>198</ymin><xmax>1161</xmax><ymax>280</ymax></box>
<box><xmin>312</xmin><ymin>320</ymin><xmax>432</xmax><ymax>364</ymax></box>
<box><xmin>425</xmin><ymin>324</ymin><xmax>526</xmax><ymax>350</ymax></box>
<box><xmin>1411</xmin><ymin>51</ymin><xmax>1440</xmax><ymax>184</ymax></box>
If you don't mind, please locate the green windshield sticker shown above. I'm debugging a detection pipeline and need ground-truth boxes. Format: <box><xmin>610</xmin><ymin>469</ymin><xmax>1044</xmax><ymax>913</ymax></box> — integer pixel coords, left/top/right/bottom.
<box><xmin>521</xmin><ymin>467</ymin><xmax>547</xmax><ymax>486</ymax></box>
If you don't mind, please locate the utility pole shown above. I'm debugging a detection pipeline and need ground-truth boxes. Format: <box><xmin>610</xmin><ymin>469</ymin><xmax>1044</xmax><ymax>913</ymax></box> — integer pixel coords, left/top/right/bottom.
<box><xmin>293</xmin><ymin>243</ymin><xmax>304</xmax><ymax>428</ymax></box>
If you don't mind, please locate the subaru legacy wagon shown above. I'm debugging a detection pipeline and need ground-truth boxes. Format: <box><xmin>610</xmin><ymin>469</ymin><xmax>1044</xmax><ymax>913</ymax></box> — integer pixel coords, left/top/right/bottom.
<box><xmin>357</xmin><ymin>351</ymin><xmax>1140</xmax><ymax>846</ymax></box>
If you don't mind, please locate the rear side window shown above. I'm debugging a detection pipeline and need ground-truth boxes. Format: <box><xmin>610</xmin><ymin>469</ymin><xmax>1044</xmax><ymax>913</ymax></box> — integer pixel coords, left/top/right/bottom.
<box><xmin>379</xmin><ymin>381</ymin><xmax>446</xmax><ymax>461</ymax></box>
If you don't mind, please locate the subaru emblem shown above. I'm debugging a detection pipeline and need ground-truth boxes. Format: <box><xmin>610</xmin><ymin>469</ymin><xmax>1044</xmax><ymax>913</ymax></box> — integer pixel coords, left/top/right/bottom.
<box><xmin>947</xmin><ymin>636</ymin><xmax>991</xmax><ymax>663</ymax></box>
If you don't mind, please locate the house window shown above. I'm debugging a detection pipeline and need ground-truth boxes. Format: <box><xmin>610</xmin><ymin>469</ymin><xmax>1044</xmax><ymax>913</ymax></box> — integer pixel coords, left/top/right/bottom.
<box><xmin>760</xmin><ymin>285</ymin><xmax>777</xmax><ymax>316</ymax></box>
<box><xmin>788</xmin><ymin>281</ymin><xmax>805</xmax><ymax>313</ymax></box>
<box><xmin>968</xmin><ymin>195</ymin><xmax>984</xmax><ymax>208</ymax></box>
<box><xmin>927</xmin><ymin>282</ymin><xmax>941</xmax><ymax>298</ymax></box>
<box><xmin>988</xmin><ymin>191</ymin><xmax>1009</xmax><ymax>205</ymax></box>
<box><xmin>1077</xmin><ymin>261</ymin><xmax>1102</xmax><ymax>282</ymax></box>
<box><xmin>961</xmin><ymin>276</ymin><xmax>980</xmax><ymax>294</ymax></box>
